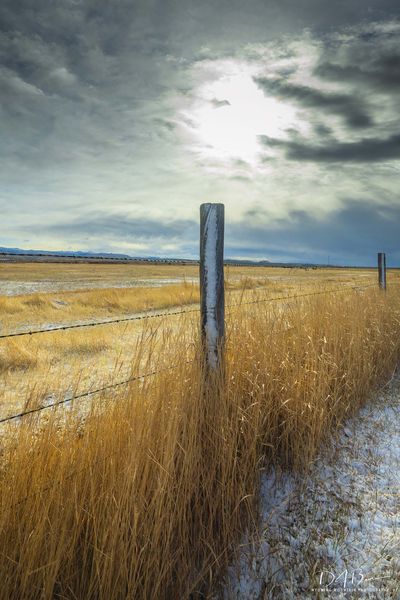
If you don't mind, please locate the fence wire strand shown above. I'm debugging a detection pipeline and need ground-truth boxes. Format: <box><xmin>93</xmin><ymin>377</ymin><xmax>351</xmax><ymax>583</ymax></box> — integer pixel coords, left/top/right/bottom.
<box><xmin>0</xmin><ymin>361</ymin><xmax>193</xmax><ymax>425</ymax></box>
<box><xmin>225</xmin><ymin>283</ymin><xmax>377</xmax><ymax>311</ymax></box>
<box><xmin>0</xmin><ymin>283</ymin><xmax>377</xmax><ymax>340</ymax></box>
<box><xmin>0</xmin><ymin>282</ymin><xmax>381</xmax><ymax>425</ymax></box>
<box><xmin>0</xmin><ymin>307</ymin><xmax>200</xmax><ymax>340</ymax></box>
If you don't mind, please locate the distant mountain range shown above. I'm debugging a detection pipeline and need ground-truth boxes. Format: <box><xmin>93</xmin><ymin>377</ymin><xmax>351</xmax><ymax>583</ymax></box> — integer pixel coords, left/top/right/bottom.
<box><xmin>0</xmin><ymin>246</ymin><xmax>133</xmax><ymax>259</ymax></box>
<box><xmin>0</xmin><ymin>245</ymin><xmax>345</xmax><ymax>268</ymax></box>
<box><xmin>0</xmin><ymin>245</ymin><xmax>272</xmax><ymax>265</ymax></box>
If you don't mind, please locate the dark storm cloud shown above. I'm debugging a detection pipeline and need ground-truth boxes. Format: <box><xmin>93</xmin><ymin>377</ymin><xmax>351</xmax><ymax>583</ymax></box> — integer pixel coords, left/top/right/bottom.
<box><xmin>315</xmin><ymin>50</ymin><xmax>400</xmax><ymax>91</ymax></box>
<box><xmin>43</xmin><ymin>213</ymin><xmax>197</xmax><ymax>241</ymax></box>
<box><xmin>254</xmin><ymin>78</ymin><xmax>373</xmax><ymax>129</ymax></box>
<box><xmin>226</xmin><ymin>199</ymin><xmax>400</xmax><ymax>264</ymax></box>
<box><xmin>260</xmin><ymin>133</ymin><xmax>400</xmax><ymax>163</ymax></box>
<box><xmin>0</xmin><ymin>0</ymin><xmax>192</xmax><ymax>175</ymax></box>
<box><xmin>1</xmin><ymin>0</ymin><xmax>398</xmax><ymax>100</ymax></box>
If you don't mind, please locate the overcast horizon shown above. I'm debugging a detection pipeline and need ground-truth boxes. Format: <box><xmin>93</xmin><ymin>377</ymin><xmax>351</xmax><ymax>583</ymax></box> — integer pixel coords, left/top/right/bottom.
<box><xmin>1</xmin><ymin>1</ymin><xmax>400</xmax><ymax>266</ymax></box>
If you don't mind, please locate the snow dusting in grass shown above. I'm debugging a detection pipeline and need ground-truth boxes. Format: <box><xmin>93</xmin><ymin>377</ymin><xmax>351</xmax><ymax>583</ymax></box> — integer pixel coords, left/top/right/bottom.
<box><xmin>223</xmin><ymin>381</ymin><xmax>400</xmax><ymax>598</ymax></box>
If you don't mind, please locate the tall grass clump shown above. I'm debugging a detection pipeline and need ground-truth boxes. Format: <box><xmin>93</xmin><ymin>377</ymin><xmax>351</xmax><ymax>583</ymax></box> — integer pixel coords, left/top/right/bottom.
<box><xmin>0</xmin><ymin>287</ymin><xmax>399</xmax><ymax>599</ymax></box>
<box><xmin>0</xmin><ymin>340</ymin><xmax>38</xmax><ymax>373</ymax></box>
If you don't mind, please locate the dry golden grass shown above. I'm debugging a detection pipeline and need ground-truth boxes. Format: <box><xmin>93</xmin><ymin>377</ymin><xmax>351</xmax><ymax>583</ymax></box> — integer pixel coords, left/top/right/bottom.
<box><xmin>0</xmin><ymin>282</ymin><xmax>200</xmax><ymax>333</ymax></box>
<box><xmin>0</xmin><ymin>340</ymin><xmax>38</xmax><ymax>373</ymax></box>
<box><xmin>0</xmin><ymin>266</ymin><xmax>383</xmax><ymax>420</ymax></box>
<box><xmin>0</xmin><ymin>315</ymin><xmax>190</xmax><ymax>421</ymax></box>
<box><xmin>0</xmin><ymin>262</ymin><xmax>379</xmax><ymax>330</ymax></box>
<box><xmin>0</xmin><ymin>282</ymin><xmax>399</xmax><ymax>599</ymax></box>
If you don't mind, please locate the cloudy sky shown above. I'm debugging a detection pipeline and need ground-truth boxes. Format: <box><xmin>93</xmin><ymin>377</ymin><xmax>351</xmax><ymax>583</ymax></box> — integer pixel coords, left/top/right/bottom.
<box><xmin>1</xmin><ymin>0</ymin><xmax>400</xmax><ymax>265</ymax></box>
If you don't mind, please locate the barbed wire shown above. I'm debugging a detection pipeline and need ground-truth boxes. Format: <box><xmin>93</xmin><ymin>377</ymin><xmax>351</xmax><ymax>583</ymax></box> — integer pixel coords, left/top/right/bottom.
<box><xmin>0</xmin><ymin>283</ymin><xmax>379</xmax><ymax>341</ymax></box>
<box><xmin>0</xmin><ymin>323</ymin><xmax>302</xmax><ymax>425</ymax></box>
<box><xmin>0</xmin><ymin>306</ymin><xmax>200</xmax><ymax>340</ymax></box>
<box><xmin>0</xmin><ymin>282</ymin><xmax>383</xmax><ymax>425</ymax></box>
<box><xmin>3</xmin><ymin>359</ymin><xmax>196</xmax><ymax>508</ymax></box>
<box><xmin>0</xmin><ymin>361</ymin><xmax>194</xmax><ymax>425</ymax></box>
<box><xmin>225</xmin><ymin>282</ymin><xmax>378</xmax><ymax>310</ymax></box>
<box><xmin>0</xmin><ymin>282</ymin><xmax>376</xmax><ymax>426</ymax></box>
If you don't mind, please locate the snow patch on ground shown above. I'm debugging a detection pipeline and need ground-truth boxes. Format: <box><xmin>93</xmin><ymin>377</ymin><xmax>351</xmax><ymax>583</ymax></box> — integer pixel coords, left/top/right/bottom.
<box><xmin>223</xmin><ymin>382</ymin><xmax>400</xmax><ymax>598</ymax></box>
<box><xmin>0</xmin><ymin>278</ymin><xmax>198</xmax><ymax>296</ymax></box>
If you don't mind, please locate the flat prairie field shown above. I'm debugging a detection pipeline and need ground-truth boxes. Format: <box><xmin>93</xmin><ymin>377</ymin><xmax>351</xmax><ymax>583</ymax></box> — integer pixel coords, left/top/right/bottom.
<box><xmin>0</xmin><ymin>261</ymin><xmax>387</xmax><ymax>419</ymax></box>
<box><xmin>1</xmin><ymin>261</ymin><xmax>400</xmax><ymax>599</ymax></box>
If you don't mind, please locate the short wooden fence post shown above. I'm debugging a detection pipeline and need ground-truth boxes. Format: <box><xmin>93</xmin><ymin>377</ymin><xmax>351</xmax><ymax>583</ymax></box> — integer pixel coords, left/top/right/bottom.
<box><xmin>378</xmin><ymin>252</ymin><xmax>387</xmax><ymax>290</ymax></box>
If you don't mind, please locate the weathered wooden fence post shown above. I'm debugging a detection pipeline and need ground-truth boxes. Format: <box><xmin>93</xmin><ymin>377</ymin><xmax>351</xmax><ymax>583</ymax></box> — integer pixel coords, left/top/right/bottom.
<box><xmin>378</xmin><ymin>252</ymin><xmax>387</xmax><ymax>290</ymax></box>
<box><xmin>200</xmin><ymin>203</ymin><xmax>225</xmax><ymax>372</ymax></box>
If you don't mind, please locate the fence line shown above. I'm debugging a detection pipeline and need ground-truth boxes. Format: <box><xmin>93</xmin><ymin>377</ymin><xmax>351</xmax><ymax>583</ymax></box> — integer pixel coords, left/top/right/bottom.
<box><xmin>0</xmin><ymin>281</ymin><xmax>387</xmax><ymax>424</ymax></box>
<box><xmin>0</xmin><ymin>283</ymin><xmax>379</xmax><ymax>341</ymax></box>
<box><xmin>0</xmin><ymin>280</ymin><xmax>380</xmax><ymax>426</ymax></box>
<box><xmin>0</xmin><ymin>322</ymin><xmax>301</xmax><ymax>425</ymax></box>
<box><xmin>0</xmin><ymin>270</ymin><xmax>390</xmax><ymax>424</ymax></box>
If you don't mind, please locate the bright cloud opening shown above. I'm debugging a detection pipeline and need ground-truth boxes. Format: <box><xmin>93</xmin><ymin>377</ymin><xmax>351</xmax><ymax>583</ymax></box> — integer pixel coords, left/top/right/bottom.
<box><xmin>183</xmin><ymin>63</ymin><xmax>299</xmax><ymax>165</ymax></box>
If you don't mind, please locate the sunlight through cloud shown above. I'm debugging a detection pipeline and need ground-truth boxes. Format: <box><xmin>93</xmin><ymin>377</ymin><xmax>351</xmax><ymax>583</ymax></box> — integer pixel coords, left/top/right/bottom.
<box><xmin>182</xmin><ymin>61</ymin><xmax>299</xmax><ymax>165</ymax></box>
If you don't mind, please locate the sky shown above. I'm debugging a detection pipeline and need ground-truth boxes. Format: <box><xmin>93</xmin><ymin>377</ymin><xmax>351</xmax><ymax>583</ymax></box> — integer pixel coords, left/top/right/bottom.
<box><xmin>1</xmin><ymin>0</ymin><xmax>400</xmax><ymax>265</ymax></box>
